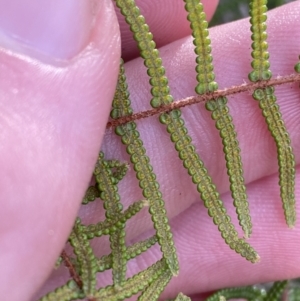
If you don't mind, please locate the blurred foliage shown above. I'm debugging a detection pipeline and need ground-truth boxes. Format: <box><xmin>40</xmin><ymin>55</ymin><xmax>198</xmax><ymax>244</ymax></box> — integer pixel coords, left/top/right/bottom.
<box><xmin>210</xmin><ymin>0</ymin><xmax>296</xmax><ymax>27</ymax></box>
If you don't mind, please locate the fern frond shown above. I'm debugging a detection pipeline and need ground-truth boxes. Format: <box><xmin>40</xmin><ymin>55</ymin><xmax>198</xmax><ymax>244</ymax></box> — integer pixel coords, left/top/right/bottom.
<box><xmin>265</xmin><ymin>281</ymin><xmax>288</xmax><ymax>301</ymax></box>
<box><xmin>38</xmin><ymin>280</ymin><xmax>83</xmax><ymax>301</ymax></box>
<box><xmin>111</xmin><ymin>58</ymin><xmax>179</xmax><ymax>275</ymax></box>
<box><xmin>115</xmin><ymin>0</ymin><xmax>259</xmax><ymax>262</ymax></box>
<box><xmin>184</xmin><ymin>0</ymin><xmax>251</xmax><ymax>238</ymax></box>
<box><xmin>249</xmin><ymin>0</ymin><xmax>296</xmax><ymax>227</ymax></box>
<box><xmin>205</xmin><ymin>286</ymin><xmax>266</xmax><ymax>301</ymax></box>
<box><xmin>68</xmin><ymin>219</ymin><xmax>97</xmax><ymax>297</ymax></box>
<box><xmin>94</xmin><ymin>258</ymin><xmax>167</xmax><ymax>300</ymax></box>
<box><xmin>137</xmin><ymin>268</ymin><xmax>173</xmax><ymax>301</ymax></box>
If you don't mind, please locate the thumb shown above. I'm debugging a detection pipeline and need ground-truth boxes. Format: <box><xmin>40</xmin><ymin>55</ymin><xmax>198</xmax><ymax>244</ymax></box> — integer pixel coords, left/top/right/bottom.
<box><xmin>0</xmin><ymin>0</ymin><xmax>120</xmax><ymax>299</ymax></box>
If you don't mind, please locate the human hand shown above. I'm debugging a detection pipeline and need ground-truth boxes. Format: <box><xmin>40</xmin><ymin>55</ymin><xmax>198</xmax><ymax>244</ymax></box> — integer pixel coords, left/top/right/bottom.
<box><xmin>0</xmin><ymin>0</ymin><xmax>299</xmax><ymax>300</ymax></box>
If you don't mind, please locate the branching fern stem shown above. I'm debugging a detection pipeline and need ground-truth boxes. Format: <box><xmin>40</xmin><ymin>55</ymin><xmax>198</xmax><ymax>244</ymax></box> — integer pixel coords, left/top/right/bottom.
<box><xmin>184</xmin><ymin>0</ymin><xmax>251</xmax><ymax>238</ymax></box>
<box><xmin>93</xmin><ymin>152</ymin><xmax>127</xmax><ymax>288</ymax></box>
<box><xmin>111</xmin><ymin>58</ymin><xmax>179</xmax><ymax>275</ymax></box>
<box><xmin>115</xmin><ymin>0</ymin><xmax>259</xmax><ymax>263</ymax></box>
<box><xmin>106</xmin><ymin>74</ymin><xmax>300</xmax><ymax>129</ymax></box>
<box><xmin>249</xmin><ymin>0</ymin><xmax>296</xmax><ymax>227</ymax></box>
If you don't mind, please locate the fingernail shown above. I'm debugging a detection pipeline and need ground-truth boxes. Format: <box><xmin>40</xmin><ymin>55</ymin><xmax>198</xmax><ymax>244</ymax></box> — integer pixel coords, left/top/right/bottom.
<box><xmin>0</xmin><ymin>0</ymin><xmax>99</xmax><ymax>61</ymax></box>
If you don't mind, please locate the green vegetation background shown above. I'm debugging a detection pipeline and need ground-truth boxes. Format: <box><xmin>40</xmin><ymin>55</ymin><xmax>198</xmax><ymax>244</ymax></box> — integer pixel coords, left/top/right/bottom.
<box><xmin>210</xmin><ymin>0</ymin><xmax>296</xmax><ymax>26</ymax></box>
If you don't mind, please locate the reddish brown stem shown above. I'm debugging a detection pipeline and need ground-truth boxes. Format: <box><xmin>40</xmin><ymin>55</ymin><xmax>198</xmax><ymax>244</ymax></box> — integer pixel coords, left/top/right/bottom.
<box><xmin>106</xmin><ymin>74</ymin><xmax>300</xmax><ymax>128</ymax></box>
<box><xmin>61</xmin><ymin>250</ymin><xmax>83</xmax><ymax>289</ymax></box>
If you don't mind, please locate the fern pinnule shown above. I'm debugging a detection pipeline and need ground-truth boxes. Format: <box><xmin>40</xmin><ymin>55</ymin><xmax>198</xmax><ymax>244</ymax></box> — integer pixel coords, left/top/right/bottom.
<box><xmin>289</xmin><ymin>286</ymin><xmax>300</xmax><ymax>301</ymax></box>
<box><xmin>172</xmin><ymin>293</ymin><xmax>192</xmax><ymax>301</ymax></box>
<box><xmin>106</xmin><ymin>159</ymin><xmax>130</xmax><ymax>183</ymax></box>
<box><xmin>83</xmin><ymin>199</ymin><xmax>148</xmax><ymax>239</ymax></box>
<box><xmin>96</xmin><ymin>235</ymin><xmax>158</xmax><ymax>273</ymax></box>
<box><xmin>111</xmin><ymin>59</ymin><xmax>179</xmax><ymax>276</ymax></box>
<box><xmin>125</xmin><ymin>235</ymin><xmax>158</xmax><ymax>259</ymax></box>
<box><xmin>115</xmin><ymin>0</ymin><xmax>173</xmax><ymax>109</ymax></box>
<box><xmin>249</xmin><ymin>0</ymin><xmax>296</xmax><ymax>227</ymax></box>
<box><xmin>94</xmin><ymin>259</ymin><xmax>167</xmax><ymax>301</ymax></box>
<box><xmin>82</xmin><ymin>184</ymin><xmax>100</xmax><ymax>205</ymax></box>
<box><xmin>38</xmin><ymin>280</ymin><xmax>84</xmax><ymax>301</ymax></box>
<box><xmin>159</xmin><ymin>110</ymin><xmax>259</xmax><ymax>263</ymax></box>
<box><xmin>137</xmin><ymin>268</ymin><xmax>173</xmax><ymax>301</ymax></box>
<box><xmin>295</xmin><ymin>56</ymin><xmax>300</xmax><ymax>73</ymax></box>
<box><xmin>184</xmin><ymin>0</ymin><xmax>251</xmax><ymax>238</ymax></box>
<box><xmin>94</xmin><ymin>152</ymin><xmax>128</xmax><ymax>287</ymax></box>
<box><xmin>183</xmin><ymin>0</ymin><xmax>218</xmax><ymax>94</ymax></box>
<box><xmin>205</xmin><ymin>286</ymin><xmax>266</xmax><ymax>301</ymax></box>
<box><xmin>265</xmin><ymin>281</ymin><xmax>288</xmax><ymax>301</ymax></box>
<box><xmin>68</xmin><ymin>219</ymin><xmax>97</xmax><ymax>297</ymax></box>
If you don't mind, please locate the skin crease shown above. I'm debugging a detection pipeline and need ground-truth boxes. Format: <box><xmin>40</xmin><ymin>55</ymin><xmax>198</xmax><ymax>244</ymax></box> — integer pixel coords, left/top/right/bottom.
<box><xmin>1</xmin><ymin>0</ymin><xmax>299</xmax><ymax>300</ymax></box>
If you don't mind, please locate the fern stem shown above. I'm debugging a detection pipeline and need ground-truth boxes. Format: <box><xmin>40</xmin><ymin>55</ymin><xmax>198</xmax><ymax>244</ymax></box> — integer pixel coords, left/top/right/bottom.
<box><xmin>184</xmin><ymin>0</ymin><xmax>251</xmax><ymax>238</ymax></box>
<box><xmin>106</xmin><ymin>74</ymin><xmax>300</xmax><ymax>129</ymax></box>
<box><xmin>249</xmin><ymin>0</ymin><xmax>296</xmax><ymax>227</ymax></box>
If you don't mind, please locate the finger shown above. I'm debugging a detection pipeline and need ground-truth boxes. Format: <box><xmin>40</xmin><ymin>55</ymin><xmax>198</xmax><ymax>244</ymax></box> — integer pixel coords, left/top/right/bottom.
<box><xmin>114</xmin><ymin>0</ymin><xmax>219</xmax><ymax>61</ymax></box>
<box><xmin>0</xmin><ymin>0</ymin><xmax>120</xmax><ymax>299</ymax></box>
<box><xmin>100</xmin><ymin>1</ymin><xmax>300</xmax><ymax>238</ymax></box>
